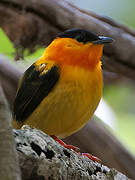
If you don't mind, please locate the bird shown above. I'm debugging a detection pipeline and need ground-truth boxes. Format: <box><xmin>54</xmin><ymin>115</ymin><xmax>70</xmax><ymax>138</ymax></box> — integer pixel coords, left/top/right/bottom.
<box><xmin>12</xmin><ymin>28</ymin><xmax>113</xmax><ymax>161</ymax></box>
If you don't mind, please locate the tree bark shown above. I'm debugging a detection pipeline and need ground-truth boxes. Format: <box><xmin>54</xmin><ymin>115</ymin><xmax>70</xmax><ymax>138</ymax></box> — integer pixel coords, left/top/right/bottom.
<box><xmin>14</xmin><ymin>125</ymin><xmax>129</xmax><ymax>180</ymax></box>
<box><xmin>0</xmin><ymin>55</ymin><xmax>22</xmax><ymax>109</ymax></box>
<box><xmin>65</xmin><ymin>118</ymin><xmax>135</xmax><ymax>179</ymax></box>
<box><xmin>0</xmin><ymin>86</ymin><xmax>21</xmax><ymax>180</ymax></box>
<box><xmin>0</xmin><ymin>0</ymin><xmax>135</xmax><ymax>79</ymax></box>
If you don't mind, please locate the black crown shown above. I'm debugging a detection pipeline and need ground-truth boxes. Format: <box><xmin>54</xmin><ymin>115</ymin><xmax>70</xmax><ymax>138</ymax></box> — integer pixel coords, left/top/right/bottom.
<box><xmin>57</xmin><ymin>28</ymin><xmax>99</xmax><ymax>43</ymax></box>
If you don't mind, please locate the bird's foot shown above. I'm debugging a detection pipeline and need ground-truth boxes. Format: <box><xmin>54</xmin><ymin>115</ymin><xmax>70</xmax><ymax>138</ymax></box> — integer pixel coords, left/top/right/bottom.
<box><xmin>51</xmin><ymin>135</ymin><xmax>80</xmax><ymax>152</ymax></box>
<box><xmin>79</xmin><ymin>152</ymin><xmax>101</xmax><ymax>162</ymax></box>
<box><xmin>51</xmin><ymin>135</ymin><xmax>100</xmax><ymax>162</ymax></box>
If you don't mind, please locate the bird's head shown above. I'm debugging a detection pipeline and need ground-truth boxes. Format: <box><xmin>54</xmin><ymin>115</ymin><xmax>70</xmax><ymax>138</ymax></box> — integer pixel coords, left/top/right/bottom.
<box><xmin>41</xmin><ymin>29</ymin><xmax>113</xmax><ymax>69</ymax></box>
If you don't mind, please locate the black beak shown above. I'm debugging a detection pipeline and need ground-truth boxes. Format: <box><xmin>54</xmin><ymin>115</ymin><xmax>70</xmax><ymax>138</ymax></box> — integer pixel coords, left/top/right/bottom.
<box><xmin>93</xmin><ymin>36</ymin><xmax>113</xmax><ymax>44</ymax></box>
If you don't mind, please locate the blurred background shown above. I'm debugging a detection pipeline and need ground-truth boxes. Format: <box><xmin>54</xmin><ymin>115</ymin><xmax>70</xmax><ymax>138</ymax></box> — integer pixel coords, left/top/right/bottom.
<box><xmin>0</xmin><ymin>0</ymin><xmax>135</xmax><ymax>157</ymax></box>
<box><xmin>70</xmin><ymin>0</ymin><xmax>135</xmax><ymax>157</ymax></box>
<box><xmin>68</xmin><ymin>0</ymin><xmax>135</xmax><ymax>156</ymax></box>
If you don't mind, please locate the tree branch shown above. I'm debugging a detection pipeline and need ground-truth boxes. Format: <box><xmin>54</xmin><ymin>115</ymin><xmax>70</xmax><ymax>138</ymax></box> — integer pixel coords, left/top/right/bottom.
<box><xmin>14</xmin><ymin>125</ymin><xmax>129</xmax><ymax>180</ymax></box>
<box><xmin>0</xmin><ymin>86</ymin><xmax>21</xmax><ymax>180</ymax></box>
<box><xmin>65</xmin><ymin>118</ymin><xmax>135</xmax><ymax>179</ymax></box>
<box><xmin>0</xmin><ymin>0</ymin><xmax>135</xmax><ymax>79</ymax></box>
<box><xmin>0</xmin><ymin>55</ymin><xmax>22</xmax><ymax>108</ymax></box>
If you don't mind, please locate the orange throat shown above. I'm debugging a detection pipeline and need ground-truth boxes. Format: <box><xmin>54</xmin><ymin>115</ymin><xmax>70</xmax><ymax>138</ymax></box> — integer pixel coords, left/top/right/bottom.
<box><xmin>39</xmin><ymin>38</ymin><xmax>103</xmax><ymax>70</ymax></box>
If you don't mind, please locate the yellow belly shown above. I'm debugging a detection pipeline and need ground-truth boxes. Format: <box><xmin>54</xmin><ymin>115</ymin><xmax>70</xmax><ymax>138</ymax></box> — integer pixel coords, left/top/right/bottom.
<box><xmin>13</xmin><ymin>64</ymin><xmax>102</xmax><ymax>138</ymax></box>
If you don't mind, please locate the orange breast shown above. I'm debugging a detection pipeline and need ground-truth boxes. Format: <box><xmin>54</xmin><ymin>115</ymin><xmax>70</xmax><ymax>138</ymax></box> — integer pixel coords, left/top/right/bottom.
<box><xmin>38</xmin><ymin>38</ymin><xmax>103</xmax><ymax>70</ymax></box>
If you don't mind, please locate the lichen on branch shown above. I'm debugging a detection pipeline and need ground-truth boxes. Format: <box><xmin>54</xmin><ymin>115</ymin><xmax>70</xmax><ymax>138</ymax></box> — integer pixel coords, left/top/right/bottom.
<box><xmin>14</xmin><ymin>125</ymin><xmax>129</xmax><ymax>180</ymax></box>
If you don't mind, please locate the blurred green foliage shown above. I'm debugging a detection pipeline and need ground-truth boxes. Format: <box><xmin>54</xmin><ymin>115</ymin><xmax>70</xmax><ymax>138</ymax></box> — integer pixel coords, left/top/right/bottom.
<box><xmin>104</xmin><ymin>85</ymin><xmax>135</xmax><ymax>155</ymax></box>
<box><xmin>0</xmin><ymin>29</ymin><xmax>44</xmax><ymax>60</ymax></box>
<box><xmin>0</xmin><ymin>29</ymin><xmax>14</xmax><ymax>57</ymax></box>
<box><xmin>0</xmin><ymin>0</ymin><xmax>135</xmax><ymax>155</ymax></box>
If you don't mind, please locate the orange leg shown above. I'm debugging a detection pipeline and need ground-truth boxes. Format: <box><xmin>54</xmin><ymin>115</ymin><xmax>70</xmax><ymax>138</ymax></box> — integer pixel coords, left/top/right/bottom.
<box><xmin>51</xmin><ymin>135</ymin><xmax>100</xmax><ymax>162</ymax></box>
<box><xmin>51</xmin><ymin>135</ymin><xmax>80</xmax><ymax>152</ymax></box>
<box><xmin>80</xmin><ymin>153</ymin><xmax>101</xmax><ymax>162</ymax></box>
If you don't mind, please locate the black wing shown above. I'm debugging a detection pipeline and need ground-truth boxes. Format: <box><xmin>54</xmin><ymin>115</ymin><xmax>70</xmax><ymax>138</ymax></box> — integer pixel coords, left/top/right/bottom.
<box><xmin>13</xmin><ymin>63</ymin><xmax>59</xmax><ymax>122</ymax></box>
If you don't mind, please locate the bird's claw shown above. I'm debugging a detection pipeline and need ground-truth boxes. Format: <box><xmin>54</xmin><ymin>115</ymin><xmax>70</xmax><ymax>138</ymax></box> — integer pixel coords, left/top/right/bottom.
<box><xmin>80</xmin><ymin>152</ymin><xmax>101</xmax><ymax>162</ymax></box>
